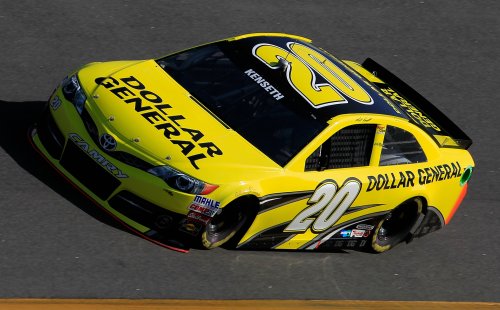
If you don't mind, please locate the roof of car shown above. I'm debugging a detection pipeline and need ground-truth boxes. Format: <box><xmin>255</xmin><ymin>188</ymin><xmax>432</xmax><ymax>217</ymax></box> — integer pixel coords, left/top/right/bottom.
<box><xmin>226</xmin><ymin>33</ymin><xmax>409</xmax><ymax>123</ymax></box>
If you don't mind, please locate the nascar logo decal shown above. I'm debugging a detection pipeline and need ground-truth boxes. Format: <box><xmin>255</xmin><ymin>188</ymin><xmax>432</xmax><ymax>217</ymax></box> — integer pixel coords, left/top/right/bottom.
<box><xmin>252</xmin><ymin>42</ymin><xmax>373</xmax><ymax>108</ymax></box>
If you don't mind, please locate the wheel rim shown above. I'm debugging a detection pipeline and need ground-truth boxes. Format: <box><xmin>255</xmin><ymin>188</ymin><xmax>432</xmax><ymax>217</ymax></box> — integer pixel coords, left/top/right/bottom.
<box><xmin>378</xmin><ymin>206</ymin><xmax>416</xmax><ymax>243</ymax></box>
<box><xmin>373</xmin><ymin>198</ymin><xmax>423</xmax><ymax>251</ymax></box>
<box><xmin>203</xmin><ymin>206</ymin><xmax>246</xmax><ymax>248</ymax></box>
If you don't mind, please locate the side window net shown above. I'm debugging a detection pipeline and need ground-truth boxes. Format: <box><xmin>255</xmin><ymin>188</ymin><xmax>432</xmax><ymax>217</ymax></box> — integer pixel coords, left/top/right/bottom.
<box><xmin>380</xmin><ymin>126</ymin><xmax>427</xmax><ymax>166</ymax></box>
<box><xmin>305</xmin><ymin>124</ymin><xmax>376</xmax><ymax>171</ymax></box>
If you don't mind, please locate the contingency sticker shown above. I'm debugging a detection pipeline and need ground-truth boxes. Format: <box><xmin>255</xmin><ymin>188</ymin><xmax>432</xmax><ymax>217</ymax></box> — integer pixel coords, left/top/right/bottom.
<box><xmin>187</xmin><ymin>195</ymin><xmax>221</xmax><ymax>224</ymax></box>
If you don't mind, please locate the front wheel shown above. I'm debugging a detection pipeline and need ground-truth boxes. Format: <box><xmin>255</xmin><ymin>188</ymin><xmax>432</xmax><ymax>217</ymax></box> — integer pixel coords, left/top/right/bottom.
<box><xmin>200</xmin><ymin>203</ymin><xmax>248</xmax><ymax>249</ymax></box>
<box><xmin>371</xmin><ymin>197</ymin><xmax>424</xmax><ymax>253</ymax></box>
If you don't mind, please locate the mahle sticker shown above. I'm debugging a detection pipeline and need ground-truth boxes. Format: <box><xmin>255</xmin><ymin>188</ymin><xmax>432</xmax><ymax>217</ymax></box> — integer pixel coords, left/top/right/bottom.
<box><xmin>188</xmin><ymin>195</ymin><xmax>221</xmax><ymax>217</ymax></box>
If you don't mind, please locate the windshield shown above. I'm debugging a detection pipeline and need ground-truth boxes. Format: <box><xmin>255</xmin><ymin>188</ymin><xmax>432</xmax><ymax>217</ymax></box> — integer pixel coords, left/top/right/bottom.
<box><xmin>157</xmin><ymin>42</ymin><xmax>327</xmax><ymax>166</ymax></box>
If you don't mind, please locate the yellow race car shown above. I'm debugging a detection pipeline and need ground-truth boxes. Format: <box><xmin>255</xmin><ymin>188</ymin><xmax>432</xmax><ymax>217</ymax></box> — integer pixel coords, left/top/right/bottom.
<box><xmin>31</xmin><ymin>33</ymin><xmax>474</xmax><ymax>253</ymax></box>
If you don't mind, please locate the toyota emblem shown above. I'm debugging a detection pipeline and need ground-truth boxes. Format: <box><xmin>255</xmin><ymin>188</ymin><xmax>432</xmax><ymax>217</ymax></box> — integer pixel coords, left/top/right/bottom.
<box><xmin>99</xmin><ymin>133</ymin><xmax>117</xmax><ymax>151</ymax></box>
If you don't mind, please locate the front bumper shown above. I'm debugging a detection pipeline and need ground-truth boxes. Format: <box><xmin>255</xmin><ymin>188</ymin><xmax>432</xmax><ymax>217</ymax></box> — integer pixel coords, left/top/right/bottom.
<box><xmin>30</xmin><ymin>91</ymin><xmax>209</xmax><ymax>252</ymax></box>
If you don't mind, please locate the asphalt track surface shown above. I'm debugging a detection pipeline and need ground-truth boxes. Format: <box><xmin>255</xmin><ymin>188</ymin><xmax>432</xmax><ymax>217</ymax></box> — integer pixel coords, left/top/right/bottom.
<box><xmin>0</xmin><ymin>0</ymin><xmax>499</xmax><ymax>302</ymax></box>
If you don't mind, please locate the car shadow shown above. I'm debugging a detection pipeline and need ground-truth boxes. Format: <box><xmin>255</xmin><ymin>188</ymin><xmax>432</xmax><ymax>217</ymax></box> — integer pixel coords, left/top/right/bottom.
<box><xmin>0</xmin><ymin>99</ymin><xmax>125</xmax><ymax>232</ymax></box>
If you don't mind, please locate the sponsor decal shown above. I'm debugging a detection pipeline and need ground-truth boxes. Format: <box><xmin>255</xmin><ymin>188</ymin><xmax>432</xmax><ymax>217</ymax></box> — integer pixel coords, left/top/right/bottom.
<box><xmin>68</xmin><ymin>133</ymin><xmax>128</xmax><ymax>178</ymax></box>
<box><xmin>367</xmin><ymin>171</ymin><xmax>415</xmax><ymax>191</ymax></box>
<box><xmin>417</xmin><ymin>162</ymin><xmax>462</xmax><ymax>185</ymax></box>
<box><xmin>188</xmin><ymin>195</ymin><xmax>221</xmax><ymax>217</ymax></box>
<box><xmin>99</xmin><ymin>133</ymin><xmax>117</xmax><ymax>151</ymax></box>
<box><xmin>186</xmin><ymin>211</ymin><xmax>212</xmax><ymax>225</ymax></box>
<box><xmin>356</xmin><ymin>224</ymin><xmax>374</xmax><ymax>230</ymax></box>
<box><xmin>350</xmin><ymin>229</ymin><xmax>365</xmax><ymax>238</ymax></box>
<box><xmin>95</xmin><ymin>75</ymin><xmax>223</xmax><ymax>169</ymax></box>
<box><xmin>50</xmin><ymin>95</ymin><xmax>62</xmax><ymax>110</ymax></box>
<box><xmin>376</xmin><ymin>125</ymin><xmax>386</xmax><ymax>134</ymax></box>
<box><xmin>366</xmin><ymin>161</ymin><xmax>463</xmax><ymax>191</ymax></box>
<box><xmin>244</xmin><ymin>69</ymin><xmax>284</xmax><ymax>100</ymax></box>
<box><xmin>186</xmin><ymin>195</ymin><xmax>221</xmax><ymax>225</ymax></box>
<box><xmin>380</xmin><ymin>87</ymin><xmax>441</xmax><ymax>131</ymax></box>
<box><xmin>340</xmin><ymin>230</ymin><xmax>351</xmax><ymax>238</ymax></box>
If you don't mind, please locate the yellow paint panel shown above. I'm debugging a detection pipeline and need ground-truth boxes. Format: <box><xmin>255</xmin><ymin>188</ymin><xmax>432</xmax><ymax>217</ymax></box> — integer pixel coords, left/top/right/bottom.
<box><xmin>239</xmin><ymin>198</ymin><xmax>308</xmax><ymax>244</ymax></box>
<box><xmin>370</xmin><ymin>124</ymin><xmax>386</xmax><ymax>166</ymax></box>
<box><xmin>230</xmin><ymin>32</ymin><xmax>312</xmax><ymax>42</ymax></box>
<box><xmin>434</xmin><ymin>135</ymin><xmax>460</xmax><ymax>147</ymax></box>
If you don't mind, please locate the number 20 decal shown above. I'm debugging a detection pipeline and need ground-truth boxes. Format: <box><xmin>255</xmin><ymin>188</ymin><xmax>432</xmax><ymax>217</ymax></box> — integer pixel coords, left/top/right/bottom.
<box><xmin>284</xmin><ymin>179</ymin><xmax>361</xmax><ymax>233</ymax></box>
<box><xmin>252</xmin><ymin>42</ymin><xmax>373</xmax><ymax>109</ymax></box>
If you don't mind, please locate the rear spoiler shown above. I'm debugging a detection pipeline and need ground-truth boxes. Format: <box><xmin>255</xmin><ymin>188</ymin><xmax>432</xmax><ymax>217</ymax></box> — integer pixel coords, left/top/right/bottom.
<box><xmin>362</xmin><ymin>58</ymin><xmax>472</xmax><ymax>150</ymax></box>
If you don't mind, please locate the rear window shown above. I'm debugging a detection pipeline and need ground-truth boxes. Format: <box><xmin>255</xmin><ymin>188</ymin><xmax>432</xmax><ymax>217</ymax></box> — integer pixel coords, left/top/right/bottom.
<box><xmin>380</xmin><ymin>125</ymin><xmax>427</xmax><ymax>166</ymax></box>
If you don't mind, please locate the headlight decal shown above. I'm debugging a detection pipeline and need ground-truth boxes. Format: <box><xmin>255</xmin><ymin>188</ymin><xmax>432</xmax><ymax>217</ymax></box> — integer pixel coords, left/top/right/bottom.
<box><xmin>61</xmin><ymin>75</ymin><xmax>87</xmax><ymax>114</ymax></box>
<box><xmin>147</xmin><ymin>165</ymin><xmax>217</xmax><ymax>195</ymax></box>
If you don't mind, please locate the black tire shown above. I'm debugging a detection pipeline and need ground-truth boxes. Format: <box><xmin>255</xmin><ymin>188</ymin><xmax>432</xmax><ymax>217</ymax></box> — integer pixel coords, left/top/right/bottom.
<box><xmin>200</xmin><ymin>202</ymin><xmax>249</xmax><ymax>249</ymax></box>
<box><xmin>371</xmin><ymin>197</ymin><xmax>424</xmax><ymax>253</ymax></box>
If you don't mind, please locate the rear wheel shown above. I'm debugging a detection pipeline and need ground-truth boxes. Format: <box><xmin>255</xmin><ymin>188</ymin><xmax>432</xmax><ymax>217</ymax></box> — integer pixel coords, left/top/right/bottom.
<box><xmin>371</xmin><ymin>197</ymin><xmax>423</xmax><ymax>253</ymax></box>
<box><xmin>200</xmin><ymin>202</ymin><xmax>248</xmax><ymax>249</ymax></box>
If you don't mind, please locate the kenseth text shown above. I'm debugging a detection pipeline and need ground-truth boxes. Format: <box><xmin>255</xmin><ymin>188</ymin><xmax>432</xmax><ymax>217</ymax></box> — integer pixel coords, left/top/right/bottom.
<box><xmin>244</xmin><ymin>69</ymin><xmax>285</xmax><ymax>100</ymax></box>
<box><xmin>95</xmin><ymin>75</ymin><xmax>222</xmax><ymax>169</ymax></box>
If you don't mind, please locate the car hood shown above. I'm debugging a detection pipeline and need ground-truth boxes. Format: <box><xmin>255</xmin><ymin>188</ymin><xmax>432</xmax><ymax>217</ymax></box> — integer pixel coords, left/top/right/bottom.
<box><xmin>77</xmin><ymin>60</ymin><xmax>281</xmax><ymax>182</ymax></box>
